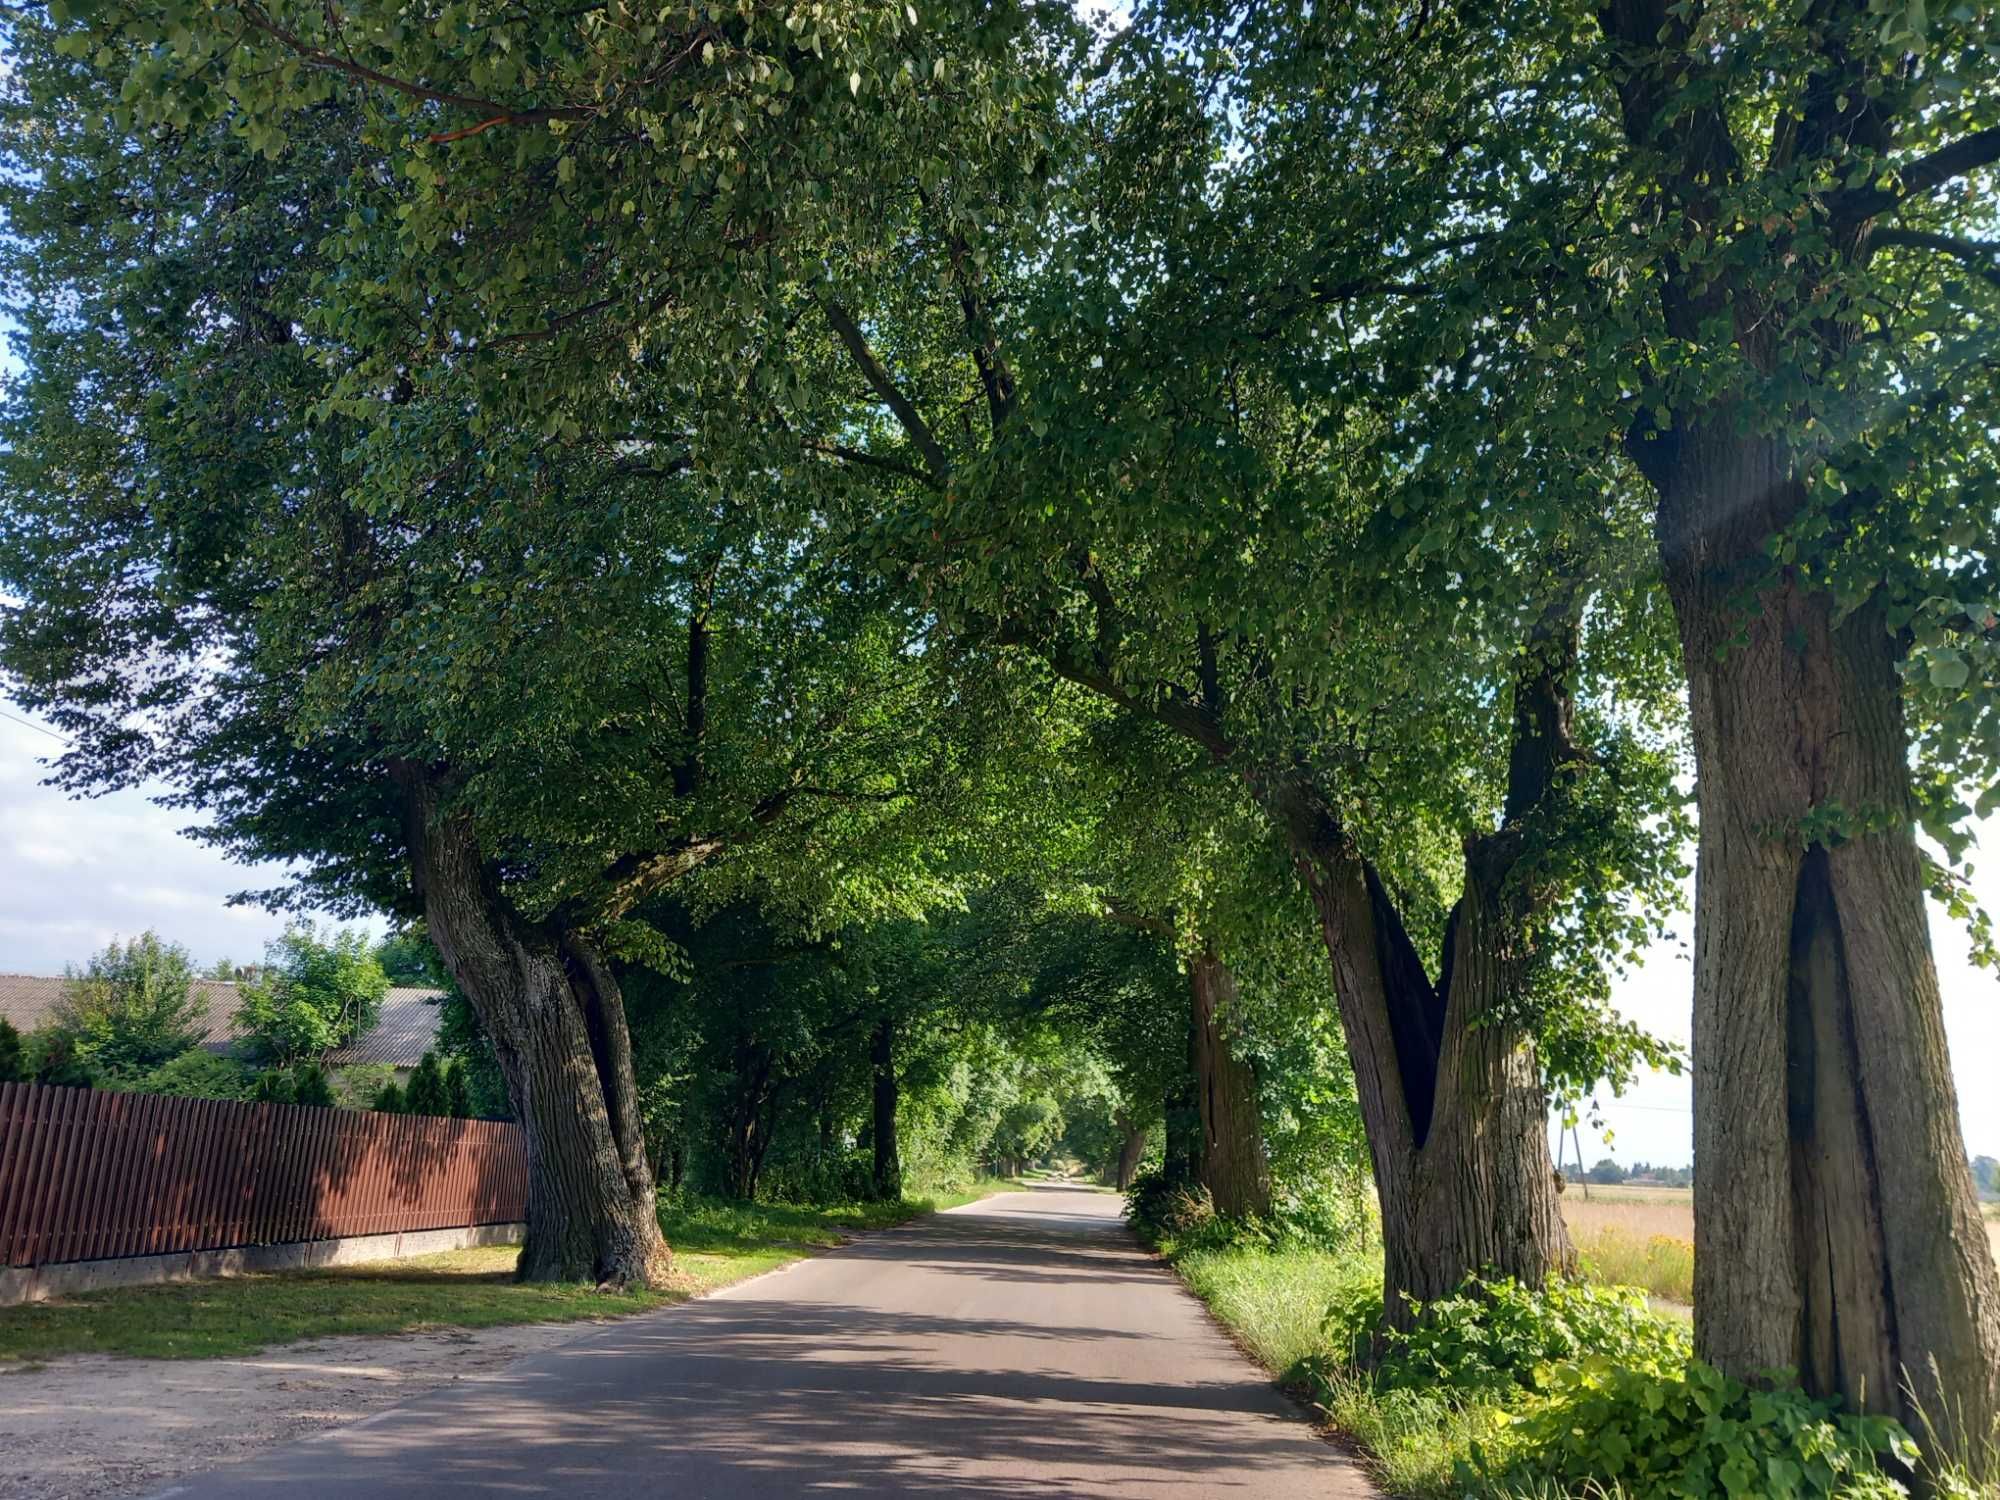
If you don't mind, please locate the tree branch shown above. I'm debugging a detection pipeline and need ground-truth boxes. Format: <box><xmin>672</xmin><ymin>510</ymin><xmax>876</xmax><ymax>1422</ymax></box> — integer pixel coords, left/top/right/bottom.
<box><xmin>1869</xmin><ymin>226</ymin><xmax>2000</xmax><ymax>289</ymax></box>
<box><xmin>818</xmin><ymin>297</ymin><xmax>953</xmax><ymax>485</ymax></box>
<box><xmin>238</xmin><ymin>3</ymin><xmax>590</xmax><ymax>127</ymax></box>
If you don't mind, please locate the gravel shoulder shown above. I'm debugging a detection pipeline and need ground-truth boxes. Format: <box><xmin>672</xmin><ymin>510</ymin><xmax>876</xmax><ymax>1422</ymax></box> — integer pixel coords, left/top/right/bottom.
<box><xmin>0</xmin><ymin>1318</ymin><xmax>609</xmax><ymax>1500</ymax></box>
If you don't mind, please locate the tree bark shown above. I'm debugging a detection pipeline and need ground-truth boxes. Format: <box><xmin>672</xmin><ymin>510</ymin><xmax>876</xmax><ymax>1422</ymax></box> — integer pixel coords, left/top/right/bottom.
<box><xmin>1249</xmin><ymin>604</ymin><xmax>1582</xmax><ymax>1324</ymax></box>
<box><xmin>1651</xmin><ymin>425</ymin><xmax>2000</xmax><ymax>1446</ymax></box>
<box><xmin>392</xmin><ymin>765</ymin><xmax>670</xmax><ymax>1288</ymax></box>
<box><xmin>871</xmin><ymin>1018</ymin><xmax>902</xmax><ymax>1200</ymax></box>
<box><xmin>1114</xmin><ymin>1119</ymin><xmax>1148</xmax><ymax>1190</ymax></box>
<box><xmin>1027</xmin><ymin>580</ymin><xmax>1579</xmax><ymax>1324</ymax></box>
<box><xmin>1188</xmin><ymin>952</ymin><xmax>1272</xmax><ymax>1218</ymax></box>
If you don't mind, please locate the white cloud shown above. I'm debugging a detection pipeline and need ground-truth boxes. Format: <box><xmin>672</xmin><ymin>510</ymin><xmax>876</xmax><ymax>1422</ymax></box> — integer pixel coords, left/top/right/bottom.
<box><xmin>0</xmin><ymin>706</ymin><xmax>380</xmax><ymax>975</ymax></box>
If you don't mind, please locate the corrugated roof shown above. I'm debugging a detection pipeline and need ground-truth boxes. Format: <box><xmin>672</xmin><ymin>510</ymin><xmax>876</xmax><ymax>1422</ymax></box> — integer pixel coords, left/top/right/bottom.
<box><xmin>0</xmin><ymin>974</ymin><xmax>445</xmax><ymax>1070</ymax></box>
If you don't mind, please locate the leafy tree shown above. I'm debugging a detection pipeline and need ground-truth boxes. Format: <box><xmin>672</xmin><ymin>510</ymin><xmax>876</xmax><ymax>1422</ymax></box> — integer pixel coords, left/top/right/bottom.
<box><xmin>374</xmin><ymin>926</ymin><xmax>447</xmax><ymax>988</ymax></box>
<box><xmin>1585</xmin><ymin>1159</ymin><xmax>1627</xmax><ymax>1187</ymax></box>
<box><xmin>54</xmin><ymin>932</ymin><xmax>207</xmax><ymax>1075</ymax></box>
<box><xmin>405</xmin><ymin>1054</ymin><xmax>451</xmax><ymax>1118</ymax></box>
<box><xmin>1165</xmin><ymin>0</ymin><xmax>2000</xmax><ymax>1437</ymax></box>
<box><xmin>1975</xmin><ymin>1156</ymin><xmax>1999</xmax><ymax>1201</ymax></box>
<box><xmin>233</xmin><ymin>927</ymin><xmax>389</xmax><ymax>1068</ymax></box>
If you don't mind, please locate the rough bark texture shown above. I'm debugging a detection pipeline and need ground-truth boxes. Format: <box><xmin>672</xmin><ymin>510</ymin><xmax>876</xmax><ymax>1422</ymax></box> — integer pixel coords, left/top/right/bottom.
<box><xmin>1188</xmin><ymin>953</ymin><xmax>1271</xmax><ymax>1218</ymax></box>
<box><xmin>1252</xmin><ymin>609</ymin><xmax>1583</xmax><ymax>1323</ymax></box>
<box><xmin>1114</xmin><ymin>1121</ymin><xmax>1148</xmax><ymax>1191</ymax></box>
<box><xmin>392</xmin><ymin>766</ymin><xmax>670</xmax><ymax>1288</ymax></box>
<box><xmin>1033</xmin><ymin>579</ymin><xmax>1580</xmax><ymax>1325</ymax></box>
<box><xmin>871</xmin><ymin>1018</ymin><xmax>902</xmax><ymax>1200</ymax></box>
<box><xmin>1651</xmin><ymin>425</ymin><xmax>2000</xmax><ymax>1445</ymax></box>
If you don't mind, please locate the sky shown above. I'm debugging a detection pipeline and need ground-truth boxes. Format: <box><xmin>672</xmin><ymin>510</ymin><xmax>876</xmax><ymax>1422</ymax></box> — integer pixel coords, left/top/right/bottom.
<box><xmin>0</xmin><ymin>706</ymin><xmax>382</xmax><ymax>979</ymax></box>
<box><xmin>5</xmin><ymin>688</ymin><xmax>1994</xmax><ymax>1166</ymax></box>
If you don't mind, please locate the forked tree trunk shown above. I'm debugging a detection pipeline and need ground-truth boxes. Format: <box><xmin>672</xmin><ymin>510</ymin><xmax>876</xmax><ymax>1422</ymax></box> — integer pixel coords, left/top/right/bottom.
<box><xmin>1653</xmin><ymin>427</ymin><xmax>2000</xmax><ymax>1447</ymax></box>
<box><xmin>871</xmin><ymin>1018</ymin><xmax>902</xmax><ymax>1200</ymax></box>
<box><xmin>1288</xmin><ymin>834</ymin><xmax>1574</xmax><ymax>1324</ymax></box>
<box><xmin>1245</xmin><ymin>598</ymin><xmax>1584</xmax><ymax>1325</ymax></box>
<box><xmin>392</xmin><ymin>766</ymin><xmax>670</xmax><ymax>1288</ymax></box>
<box><xmin>1189</xmin><ymin>952</ymin><xmax>1271</xmax><ymax>1218</ymax></box>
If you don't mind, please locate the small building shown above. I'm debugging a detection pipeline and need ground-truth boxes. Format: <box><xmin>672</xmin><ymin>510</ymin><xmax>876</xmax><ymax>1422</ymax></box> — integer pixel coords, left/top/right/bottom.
<box><xmin>0</xmin><ymin>973</ymin><xmax>447</xmax><ymax>1079</ymax></box>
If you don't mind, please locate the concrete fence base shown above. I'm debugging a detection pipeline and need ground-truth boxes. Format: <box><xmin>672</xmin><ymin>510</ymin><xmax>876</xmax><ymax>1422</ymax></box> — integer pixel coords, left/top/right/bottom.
<box><xmin>0</xmin><ymin>1221</ymin><xmax>527</xmax><ymax>1308</ymax></box>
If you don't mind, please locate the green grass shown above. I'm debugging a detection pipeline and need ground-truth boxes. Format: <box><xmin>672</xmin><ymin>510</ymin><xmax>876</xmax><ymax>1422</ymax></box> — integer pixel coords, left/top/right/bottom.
<box><xmin>1572</xmin><ymin>1228</ymin><xmax>1695</xmax><ymax>1306</ymax></box>
<box><xmin>0</xmin><ymin>1185</ymin><xmax>1009</xmax><ymax>1365</ymax></box>
<box><xmin>1154</xmin><ymin>1235</ymin><xmax>1483</xmax><ymax>1497</ymax></box>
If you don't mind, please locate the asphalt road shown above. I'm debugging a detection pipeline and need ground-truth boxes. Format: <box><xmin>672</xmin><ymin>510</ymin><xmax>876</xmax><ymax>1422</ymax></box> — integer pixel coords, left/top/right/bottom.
<box><xmin>150</xmin><ymin>1184</ymin><xmax>1376</xmax><ymax>1498</ymax></box>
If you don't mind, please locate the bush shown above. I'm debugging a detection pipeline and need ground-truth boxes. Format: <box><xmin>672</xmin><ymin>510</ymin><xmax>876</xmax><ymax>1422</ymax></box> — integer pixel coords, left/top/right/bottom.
<box><xmin>1472</xmin><ymin>1359</ymin><xmax>1917</xmax><ymax>1499</ymax></box>
<box><xmin>26</xmin><ymin>1027</ymin><xmax>95</xmax><ymax>1088</ymax></box>
<box><xmin>250</xmin><ymin>1062</ymin><xmax>336</xmax><ymax>1107</ymax></box>
<box><xmin>1124</xmin><ymin>1166</ymin><xmax>1219</xmax><ymax>1243</ymax></box>
<box><xmin>130</xmin><ymin>1050</ymin><xmax>255</xmax><ymax>1100</ymax></box>
<box><xmin>0</xmin><ymin>1016</ymin><xmax>23</xmax><ymax>1083</ymax></box>
<box><xmin>371</xmin><ymin>1081</ymin><xmax>407</xmax><ymax>1113</ymax></box>
<box><xmin>1379</xmin><ymin>1276</ymin><xmax>1691</xmax><ymax>1396</ymax></box>
<box><xmin>404</xmin><ymin>1052</ymin><xmax>450</xmax><ymax>1115</ymax></box>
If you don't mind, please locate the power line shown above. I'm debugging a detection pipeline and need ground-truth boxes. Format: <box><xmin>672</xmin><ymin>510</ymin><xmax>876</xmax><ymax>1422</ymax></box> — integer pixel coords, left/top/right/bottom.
<box><xmin>0</xmin><ymin>707</ymin><xmax>69</xmax><ymax>745</ymax></box>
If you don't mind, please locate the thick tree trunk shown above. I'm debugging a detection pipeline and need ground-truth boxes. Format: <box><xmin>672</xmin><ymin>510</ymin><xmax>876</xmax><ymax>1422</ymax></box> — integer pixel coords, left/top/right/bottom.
<box><xmin>1189</xmin><ymin>953</ymin><xmax>1271</xmax><ymax>1218</ymax></box>
<box><xmin>1288</xmin><ymin>835</ymin><xmax>1574</xmax><ymax>1323</ymax></box>
<box><xmin>1114</xmin><ymin>1120</ymin><xmax>1148</xmax><ymax>1191</ymax></box>
<box><xmin>1653</xmin><ymin>427</ymin><xmax>2000</xmax><ymax>1447</ymax></box>
<box><xmin>392</xmin><ymin>766</ymin><xmax>670</xmax><ymax>1288</ymax></box>
<box><xmin>871</xmin><ymin>1018</ymin><xmax>902</xmax><ymax>1200</ymax></box>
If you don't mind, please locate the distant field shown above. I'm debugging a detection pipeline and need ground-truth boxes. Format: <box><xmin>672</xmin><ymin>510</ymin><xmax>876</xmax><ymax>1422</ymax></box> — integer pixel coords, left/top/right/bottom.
<box><xmin>1563</xmin><ymin>1185</ymin><xmax>2000</xmax><ymax>1307</ymax></box>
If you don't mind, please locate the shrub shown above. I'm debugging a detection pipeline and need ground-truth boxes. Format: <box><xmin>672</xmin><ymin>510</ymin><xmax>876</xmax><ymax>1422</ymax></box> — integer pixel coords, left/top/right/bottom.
<box><xmin>132</xmin><ymin>1050</ymin><xmax>255</xmax><ymax>1100</ymax></box>
<box><xmin>404</xmin><ymin>1052</ymin><xmax>450</xmax><ymax>1116</ymax></box>
<box><xmin>0</xmin><ymin>1016</ymin><xmax>23</xmax><ymax>1083</ymax></box>
<box><xmin>1380</xmin><ymin>1276</ymin><xmax>1691</xmax><ymax>1395</ymax></box>
<box><xmin>372</xmin><ymin>1081</ymin><xmax>407</xmax><ymax>1114</ymax></box>
<box><xmin>26</xmin><ymin>1027</ymin><xmax>95</xmax><ymax>1088</ymax></box>
<box><xmin>1124</xmin><ymin>1166</ymin><xmax>1219</xmax><ymax>1243</ymax></box>
<box><xmin>1471</xmin><ymin>1359</ymin><xmax>1917</xmax><ymax>1499</ymax></box>
<box><xmin>250</xmin><ymin>1062</ymin><xmax>336</xmax><ymax>1107</ymax></box>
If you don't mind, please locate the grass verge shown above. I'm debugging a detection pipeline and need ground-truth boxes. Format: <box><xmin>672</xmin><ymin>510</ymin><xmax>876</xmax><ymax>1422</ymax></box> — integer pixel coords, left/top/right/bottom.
<box><xmin>0</xmin><ymin>1182</ymin><xmax>1011</xmax><ymax>1364</ymax></box>
<box><xmin>1160</xmin><ymin>1235</ymin><xmax>1481</xmax><ymax>1497</ymax></box>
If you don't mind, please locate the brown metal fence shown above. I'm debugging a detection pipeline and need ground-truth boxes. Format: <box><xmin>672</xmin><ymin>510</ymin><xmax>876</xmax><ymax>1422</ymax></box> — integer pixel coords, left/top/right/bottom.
<box><xmin>0</xmin><ymin>1082</ymin><xmax>528</xmax><ymax>1269</ymax></box>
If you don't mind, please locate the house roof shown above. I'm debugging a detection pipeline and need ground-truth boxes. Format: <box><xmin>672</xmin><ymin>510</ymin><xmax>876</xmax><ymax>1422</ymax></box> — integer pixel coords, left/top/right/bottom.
<box><xmin>0</xmin><ymin>974</ymin><xmax>446</xmax><ymax>1070</ymax></box>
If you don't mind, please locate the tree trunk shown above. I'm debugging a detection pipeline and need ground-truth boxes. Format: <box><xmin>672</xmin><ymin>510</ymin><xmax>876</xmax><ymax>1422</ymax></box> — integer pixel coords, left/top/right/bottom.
<box><xmin>1252</xmin><ymin>593</ymin><xmax>1584</xmax><ymax>1327</ymax></box>
<box><xmin>871</xmin><ymin>1018</ymin><xmax>902</xmax><ymax>1200</ymax></box>
<box><xmin>1189</xmin><ymin>953</ymin><xmax>1271</xmax><ymax>1218</ymax></box>
<box><xmin>1114</xmin><ymin>1119</ymin><xmax>1148</xmax><ymax>1190</ymax></box>
<box><xmin>392</xmin><ymin>766</ymin><xmax>670</xmax><ymax>1288</ymax></box>
<box><xmin>1286</xmin><ymin>831</ymin><xmax>1574</xmax><ymax>1324</ymax></box>
<box><xmin>1653</xmin><ymin>426</ymin><xmax>2000</xmax><ymax>1446</ymax></box>
<box><xmin>721</xmin><ymin>1046</ymin><xmax>775</xmax><ymax>1201</ymax></box>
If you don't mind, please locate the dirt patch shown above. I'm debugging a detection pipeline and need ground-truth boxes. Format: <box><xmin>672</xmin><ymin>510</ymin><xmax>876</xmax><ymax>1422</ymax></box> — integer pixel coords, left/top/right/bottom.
<box><xmin>0</xmin><ymin>1318</ymin><xmax>610</xmax><ymax>1500</ymax></box>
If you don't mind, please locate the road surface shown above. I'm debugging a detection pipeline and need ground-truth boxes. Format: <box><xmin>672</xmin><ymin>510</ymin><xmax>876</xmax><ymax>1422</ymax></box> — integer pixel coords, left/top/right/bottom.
<box><xmin>151</xmin><ymin>1184</ymin><xmax>1376</xmax><ymax>1498</ymax></box>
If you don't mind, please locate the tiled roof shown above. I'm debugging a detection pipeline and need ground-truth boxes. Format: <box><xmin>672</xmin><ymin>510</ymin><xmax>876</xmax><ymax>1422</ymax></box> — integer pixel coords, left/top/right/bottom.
<box><xmin>0</xmin><ymin>974</ymin><xmax>445</xmax><ymax>1070</ymax></box>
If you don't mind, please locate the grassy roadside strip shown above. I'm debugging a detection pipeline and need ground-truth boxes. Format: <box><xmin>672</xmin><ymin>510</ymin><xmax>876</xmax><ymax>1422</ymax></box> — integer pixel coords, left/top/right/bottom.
<box><xmin>0</xmin><ymin>1179</ymin><xmax>1016</xmax><ymax>1364</ymax></box>
<box><xmin>1159</xmin><ymin>1234</ymin><xmax>1482</xmax><ymax>1497</ymax></box>
<box><xmin>1155</xmin><ymin>1228</ymin><xmax>1996</xmax><ymax>1499</ymax></box>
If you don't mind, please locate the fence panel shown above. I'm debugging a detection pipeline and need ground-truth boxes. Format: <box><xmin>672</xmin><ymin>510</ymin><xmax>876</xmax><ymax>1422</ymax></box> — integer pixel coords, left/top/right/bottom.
<box><xmin>0</xmin><ymin>1081</ymin><xmax>527</xmax><ymax>1269</ymax></box>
